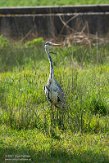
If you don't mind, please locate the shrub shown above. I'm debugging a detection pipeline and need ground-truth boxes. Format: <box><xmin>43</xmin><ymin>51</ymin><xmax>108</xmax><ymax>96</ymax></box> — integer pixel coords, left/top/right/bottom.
<box><xmin>25</xmin><ymin>37</ymin><xmax>44</xmax><ymax>47</ymax></box>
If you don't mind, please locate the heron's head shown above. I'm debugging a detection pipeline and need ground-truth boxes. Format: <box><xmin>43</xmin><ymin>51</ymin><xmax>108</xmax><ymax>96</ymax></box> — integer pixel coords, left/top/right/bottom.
<box><xmin>44</xmin><ymin>41</ymin><xmax>61</xmax><ymax>53</ymax></box>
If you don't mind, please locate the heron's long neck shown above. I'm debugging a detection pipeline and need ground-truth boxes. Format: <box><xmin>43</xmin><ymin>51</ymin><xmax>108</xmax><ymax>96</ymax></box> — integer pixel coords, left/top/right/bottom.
<box><xmin>45</xmin><ymin>48</ymin><xmax>54</xmax><ymax>79</ymax></box>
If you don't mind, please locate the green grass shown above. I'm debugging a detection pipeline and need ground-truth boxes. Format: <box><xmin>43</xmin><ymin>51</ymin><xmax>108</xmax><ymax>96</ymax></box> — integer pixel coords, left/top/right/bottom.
<box><xmin>0</xmin><ymin>0</ymin><xmax>109</xmax><ymax>7</ymax></box>
<box><xmin>1</xmin><ymin>124</ymin><xmax>109</xmax><ymax>162</ymax></box>
<box><xmin>0</xmin><ymin>36</ymin><xmax>109</xmax><ymax>162</ymax></box>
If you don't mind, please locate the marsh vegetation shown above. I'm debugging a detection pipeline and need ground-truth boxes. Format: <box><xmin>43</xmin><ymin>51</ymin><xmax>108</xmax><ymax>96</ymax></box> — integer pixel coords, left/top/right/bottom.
<box><xmin>0</xmin><ymin>36</ymin><xmax>109</xmax><ymax>162</ymax></box>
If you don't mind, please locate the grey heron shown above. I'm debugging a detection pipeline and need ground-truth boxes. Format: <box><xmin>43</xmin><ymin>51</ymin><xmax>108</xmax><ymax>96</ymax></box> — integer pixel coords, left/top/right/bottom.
<box><xmin>44</xmin><ymin>41</ymin><xmax>65</xmax><ymax>109</ymax></box>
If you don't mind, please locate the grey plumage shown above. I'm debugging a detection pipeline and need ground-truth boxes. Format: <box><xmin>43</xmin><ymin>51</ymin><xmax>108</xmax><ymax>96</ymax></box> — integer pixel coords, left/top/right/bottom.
<box><xmin>44</xmin><ymin>42</ymin><xmax>65</xmax><ymax>108</ymax></box>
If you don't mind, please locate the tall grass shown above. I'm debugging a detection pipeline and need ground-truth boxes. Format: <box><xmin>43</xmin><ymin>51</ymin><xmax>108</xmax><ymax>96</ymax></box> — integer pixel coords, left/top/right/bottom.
<box><xmin>0</xmin><ymin>36</ymin><xmax>109</xmax><ymax>135</ymax></box>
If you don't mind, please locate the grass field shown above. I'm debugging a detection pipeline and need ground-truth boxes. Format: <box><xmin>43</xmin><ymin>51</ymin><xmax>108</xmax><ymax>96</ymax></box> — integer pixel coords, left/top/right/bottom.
<box><xmin>1</xmin><ymin>125</ymin><xmax>109</xmax><ymax>162</ymax></box>
<box><xmin>0</xmin><ymin>0</ymin><xmax>109</xmax><ymax>7</ymax></box>
<box><xmin>0</xmin><ymin>36</ymin><xmax>109</xmax><ymax>162</ymax></box>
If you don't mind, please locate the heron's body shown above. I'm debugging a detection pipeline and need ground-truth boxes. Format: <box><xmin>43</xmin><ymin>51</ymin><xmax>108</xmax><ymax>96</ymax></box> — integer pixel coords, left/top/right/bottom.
<box><xmin>44</xmin><ymin>77</ymin><xmax>65</xmax><ymax>108</ymax></box>
<box><xmin>44</xmin><ymin>42</ymin><xmax>65</xmax><ymax>108</ymax></box>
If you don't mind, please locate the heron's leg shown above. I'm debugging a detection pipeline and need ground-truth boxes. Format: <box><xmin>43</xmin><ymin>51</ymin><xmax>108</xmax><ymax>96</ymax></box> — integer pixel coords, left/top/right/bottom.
<box><xmin>53</xmin><ymin>106</ymin><xmax>58</xmax><ymax>126</ymax></box>
<box><xmin>61</xmin><ymin>111</ymin><xmax>65</xmax><ymax>129</ymax></box>
<box><xmin>50</xmin><ymin>104</ymin><xmax>56</xmax><ymax>136</ymax></box>
<box><xmin>56</xmin><ymin>107</ymin><xmax>59</xmax><ymax>123</ymax></box>
<box><xmin>50</xmin><ymin>104</ymin><xmax>55</xmax><ymax>127</ymax></box>
<box><xmin>53</xmin><ymin>105</ymin><xmax>57</xmax><ymax>126</ymax></box>
<box><xmin>58</xmin><ymin>109</ymin><xmax>61</xmax><ymax>128</ymax></box>
<box><xmin>58</xmin><ymin>109</ymin><xmax>65</xmax><ymax>130</ymax></box>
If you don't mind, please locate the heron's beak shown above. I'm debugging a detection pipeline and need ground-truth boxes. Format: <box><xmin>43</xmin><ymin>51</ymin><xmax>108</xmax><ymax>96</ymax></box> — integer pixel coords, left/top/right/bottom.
<box><xmin>51</xmin><ymin>43</ymin><xmax>61</xmax><ymax>46</ymax></box>
<box><xmin>50</xmin><ymin>43</ymin><xmax>61</xmax><ymax>55</ymax></box>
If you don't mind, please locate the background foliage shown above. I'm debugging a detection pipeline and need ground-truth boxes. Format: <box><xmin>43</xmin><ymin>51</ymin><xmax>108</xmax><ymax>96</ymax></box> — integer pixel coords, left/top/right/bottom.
<box><xmin>0</xmin><ymin>0</ymin><xmax>109</xmax><ymax>7</ymax></box>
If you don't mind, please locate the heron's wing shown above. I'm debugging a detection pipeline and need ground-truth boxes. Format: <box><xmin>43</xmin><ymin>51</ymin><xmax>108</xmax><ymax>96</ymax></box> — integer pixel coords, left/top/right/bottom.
<box><xmin>53</xmin><ymin>79</ymin><xmax>65</xmax><ymax>103</ymax></box>
<box><xmin>45</xmin><ymin>78</ymin><xmax>65</xmax><ymax>107</ymax></box>
<box><xmin>54</xmin><ymin>79</ymin><xmax>64</xmax><ymax>92</ymax></box>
